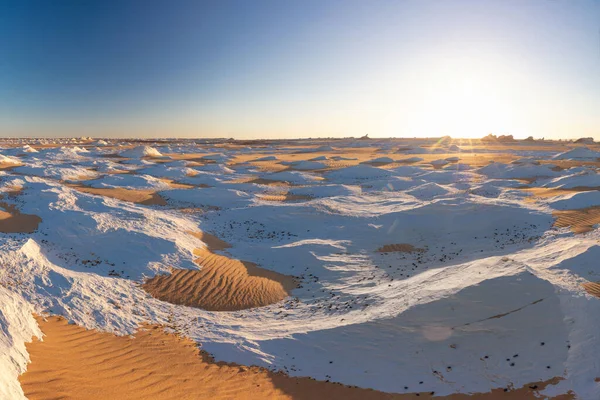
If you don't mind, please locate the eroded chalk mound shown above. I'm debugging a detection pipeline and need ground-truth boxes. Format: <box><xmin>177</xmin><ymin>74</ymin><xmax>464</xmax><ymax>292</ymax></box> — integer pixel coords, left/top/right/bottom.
<box><xmin>142</xmin><ymin>248</ymin><xmax>296</xmax><ymax>311</ymax></box>
<box><xmin>120</xmin><ymin>145</ymin><xmax>163</xmax><ymax>158</ymax></box>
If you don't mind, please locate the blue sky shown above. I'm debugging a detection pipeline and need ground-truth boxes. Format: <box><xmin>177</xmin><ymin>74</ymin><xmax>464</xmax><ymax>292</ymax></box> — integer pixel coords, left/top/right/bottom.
<box><xmin>1</xmin><ymin>0</ymin><xmax>599</xmax><ymax>138</ymax></box>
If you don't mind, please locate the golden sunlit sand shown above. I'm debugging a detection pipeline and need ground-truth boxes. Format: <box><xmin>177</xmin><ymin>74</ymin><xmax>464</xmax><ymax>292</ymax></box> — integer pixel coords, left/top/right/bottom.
<box><xmin>67</xmin><ymin>184</ymin><xmax>168</xmax><ymax>206</ymax></box>
<box><xmin>520</xmin><ymin>187</ymin><xmax>593</xmax><ymax>201</ymax></box>
<box><xmin>19</xmin><ymin>316</ymin><xmax>572</xmax><ymax>400</ymax></box>
<box><xmin>256</xmin><ymin>192</ymin><xmax>312</xmax><ymax>202</ymax></box>
<box><xmin>0</xmin><ymin>202</ymin><xmax>42</xmax><ymax>233</ymax></box>
<box><xmin>582</xmin><ymin>281</ymin><xmax>600</xmax><ymax>298</ymax></box>
<box><xmin>20</xmin><ymin>316</ymin><xmax>294</xmax><ymax>400</ymax></box>
<box><xmin>187</xmin><ymin>230</ymin><xmax>232</xmax><ymax>252</ymax></box>
<box><xmin>157</xmin><ymin>178</ymin><xmax>197</xmax><ymax>189</ymax></box>
<box><xmin>142</xmin><ymin>248</ymin><xmax>296</xmax><ymax>311</ymax></box>
<box><xmin>553</xmin><ymin>206</ymin><xmax>600</xmax><ymax>234</ymax></box>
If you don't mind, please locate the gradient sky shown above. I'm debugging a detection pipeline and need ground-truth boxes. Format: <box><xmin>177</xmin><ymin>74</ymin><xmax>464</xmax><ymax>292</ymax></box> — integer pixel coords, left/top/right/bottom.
<box><xmin>1</xmin><ymin>0</ymin><xmax>599</xmax><ymax>139</ymax></box>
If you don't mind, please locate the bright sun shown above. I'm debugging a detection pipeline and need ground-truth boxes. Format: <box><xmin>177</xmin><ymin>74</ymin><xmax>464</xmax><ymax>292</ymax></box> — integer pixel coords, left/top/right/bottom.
<box><xmin>387</xmin><ymin>57</ymin><xmax>528</xmax><ymax>139</ymax></box>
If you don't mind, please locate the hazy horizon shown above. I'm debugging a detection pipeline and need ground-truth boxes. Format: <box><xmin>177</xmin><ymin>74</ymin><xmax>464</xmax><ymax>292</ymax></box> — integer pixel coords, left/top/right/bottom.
<box><xmin>2</xmin><ymin>0</ymin><xmax>599</xmax><ymax>139</ymax></box>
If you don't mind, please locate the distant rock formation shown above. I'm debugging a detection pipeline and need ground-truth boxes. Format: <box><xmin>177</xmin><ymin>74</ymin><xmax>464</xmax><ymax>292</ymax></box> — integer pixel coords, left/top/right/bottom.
<box><xmin>481</xmin><ymin>133</ymin><xmax>514</xmax><ymax>142</ymax></box>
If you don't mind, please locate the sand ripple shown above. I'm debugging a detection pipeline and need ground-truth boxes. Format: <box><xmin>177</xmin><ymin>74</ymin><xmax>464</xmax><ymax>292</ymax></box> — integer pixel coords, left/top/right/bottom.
<box><xmin>553</xmin><ymin>206</ymin><xmax>600</xmax><ymax>233</ymax></box>
<box><xmin>20</xmin><ymin>316</ymin><xmax>570</xmax><ymax>400</ymax></box>
<box><xmin>142</xmin><ymin>248</ymin><xmax>296</xmax><ymax>311</ymax></box>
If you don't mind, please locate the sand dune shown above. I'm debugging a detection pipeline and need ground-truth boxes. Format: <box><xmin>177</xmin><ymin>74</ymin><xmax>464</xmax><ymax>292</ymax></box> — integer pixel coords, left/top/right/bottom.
<box><xmin>582</xmin><ymin>281</ymin><xmax>600</xmax><ymax>298</ymax></box>
<box><xmin>521</xmin><ymin>187</ymin><xmax>586</xmax><ymax>201</ymax></box>
<box><xmin>248</xmin><ymin>161</ymin><xmax>289</xmax><ymax>173</ymax></box>
<box><xmin>158</xmin><ymin>178</ymin><xmax>196</xmax><ymax>189</ymax></box>
<box><xmin>19</xmin><ymin>316</ymin><xmax>570</xmax><ymax>400</ymax></box>
<box><xmin>187</xmin><ymin>230</ymin><xmax>231</xmax><ymax>251</ymax></box>
<box><xmin>143</xmin><ymin>248</ymin><xmax>296</xmax><ymax>311</ymax></box>
<box><xmin>553</xmin><ymin>206</ymin><xmax>600</xmax><ymax>233</ymax></box>
<box><xmin>20</xmin><ymin>316</ymin><xmax>291</xmax><ymax>400</ymax></box>
<box><xmin>68</xmin><ymin>184</ymin><xmax>167</xmax><ymax>206</ymax></box>
<box><xmin>0</xmin><ymin>161</ymin><xmax>21</xmax><ymax>171</ymax></box>
<box><xmin>377</xmin><ymin>244</ymin><xmax>424</xmax><ymax>253</ymax></box>
<box><xmin>0</xmin><ymin>202</ymin><xmax>42</xmax><ymax>233</ymax></box>
<box><xmin>230</xmin><ymin>146</ymin><xmax>520</xmax><ymax>171</ymax></box>
<box><xmin>256</xmin><ymin>192</ymin><xmax>312</xmax><ymax>202</ymax></box>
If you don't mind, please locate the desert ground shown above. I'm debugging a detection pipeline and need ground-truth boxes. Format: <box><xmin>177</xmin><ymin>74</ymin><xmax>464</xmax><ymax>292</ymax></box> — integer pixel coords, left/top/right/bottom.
<box><xmin>1</xmin><ymin>137</ymin><xmax>600</xmax><ymax>399</ymax></box>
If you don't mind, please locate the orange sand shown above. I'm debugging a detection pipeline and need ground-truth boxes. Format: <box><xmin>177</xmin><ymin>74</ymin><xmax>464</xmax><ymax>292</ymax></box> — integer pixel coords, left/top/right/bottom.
<box><xmin>0</xmin><ymin>161</ymin><xmax>21</xmax><ymax>171</ymax></box>
<box><xmin>0</xmin><ymin>202</ymin><xmax>42</xmax><ymax>233</ymax></box>
<box><xmin>19</xmin><ymin>316</ymin><xmax>572</xmax><ymax>400</ymax></box>
<box><xmin>228</xmin><ymin>147</ymin><xmax>520</xmax><ymax>173</ymax></box>
<box><xmin>187</xmin><ymin>230</ymin><xmax>232</xmax><ymax>251</ymax></box>
<box><xmin>143</xmin><ymin>248</ymin><xmax>296</xmax><ymax>311</ymax></box>
<box><xmin>68</xmin><ymin>185</ymin><xmax>167</xmax><ymax>206</ymax></box>
<box><xmin>157</xmin><ymin>178</ymin><xmax>196</xmax><ymax>189</ymax></box>
<box><xmin>553</xmin><ymin>206</ymin><xmax>600</xmax><ymax>233</ymax></box>
<box><xmin>256</xmin><ymin>193</ymin><xmax>312</xmax><ymax>202</ymax></box>
<box><xmin>582</xmin><ymin>282</ymin><xmax>600</xmax><ymax>298</ymax></box>
<box><xmin>520</xmin><ymin>187</ymin><xmax>593</xmax><ymax>201</ymax></box>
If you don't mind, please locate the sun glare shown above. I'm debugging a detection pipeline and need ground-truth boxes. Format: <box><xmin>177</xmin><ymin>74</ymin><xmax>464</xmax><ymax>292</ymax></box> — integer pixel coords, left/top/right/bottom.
<box><xmin>389</xmin><ymin>56</ymin><xmax>527</xmax><ymax>139</ymax></box>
